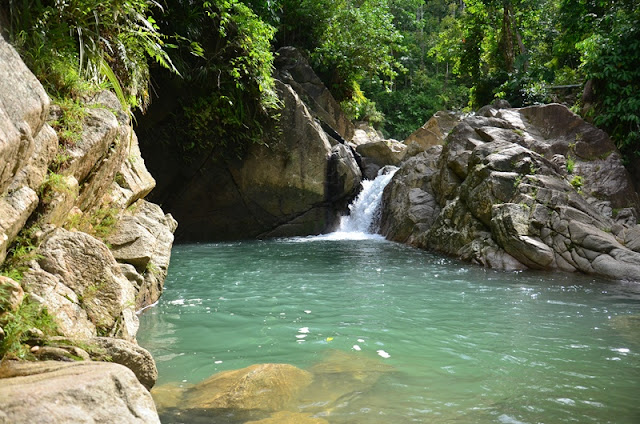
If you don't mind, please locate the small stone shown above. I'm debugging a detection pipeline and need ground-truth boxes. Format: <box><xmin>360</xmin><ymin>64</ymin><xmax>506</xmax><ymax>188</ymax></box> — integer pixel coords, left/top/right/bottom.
<box><xmin>27</xmin><ymin>327</ymin><xmax>44</xmax><ymax>339</ymax></box>
<box><xmin>30</xmin><ymin>345</ymin><xmax>39</xmax><ymax>353</ymax></box>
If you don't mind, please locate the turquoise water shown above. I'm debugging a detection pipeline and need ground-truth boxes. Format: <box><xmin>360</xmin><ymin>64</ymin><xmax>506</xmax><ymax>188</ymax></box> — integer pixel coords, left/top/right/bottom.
<box><xmin>138</xmin><ymin>237</ymin><xmax>640</xmax><ymax>423</ymax></box>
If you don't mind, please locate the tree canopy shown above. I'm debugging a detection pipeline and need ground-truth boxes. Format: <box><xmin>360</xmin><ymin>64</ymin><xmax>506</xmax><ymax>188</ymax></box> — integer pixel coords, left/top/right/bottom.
<box><xmin>3</xmin><ymin>0</ymin><xmax>639</xmax><ymax>162</ymax></box>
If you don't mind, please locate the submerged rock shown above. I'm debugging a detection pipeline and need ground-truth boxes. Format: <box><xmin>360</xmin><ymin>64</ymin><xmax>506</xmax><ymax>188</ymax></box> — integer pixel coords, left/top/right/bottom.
<box><xmin>246</xmin><ymin>411</ymin><xmax>330</xmax><ymax>424</ymax></box>
<box><xmin>184</xmin><ymin>363</ymin><xmax>313</xmax><ymax>412</ymax></box>
<box><xmin>297</xmin><ymin>350</ymin><xmax>395</xmax><ymax>415</ymax></box>
<box><xmin>0</xmin><ymin>360</ymin><xmax>160</xmax><ymax>423</ymax></box>
<box><xmin>381</xmin><ymin>103</ymin><xmax>640</xmax><ymax>281</ymax></box>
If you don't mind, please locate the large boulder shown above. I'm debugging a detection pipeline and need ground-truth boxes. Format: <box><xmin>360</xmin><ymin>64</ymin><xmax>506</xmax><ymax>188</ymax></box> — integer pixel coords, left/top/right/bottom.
<box><xmin>381</xmin><ymin>104</ymin><xmax>640</xmax><ymax>281</ymax></box>
<box><xmin>327</xmin><ymin>143</ymin><xmax>362</xmax><ymax>206</ymax></box>
<box><xmin>142</xmin><ymin>79</ymin><xmax>359</xmax><ymax>241</ymax></box>
<box><xmin>356</xmin><ymin>139</ymin><xmax>408</xmax><ymax>175</ymax></box>
<box><xmin>89</xmin><ymin>337</ymin><xmax>158</xmax><ymax>390</ymax></box>
<box><xmin>184</xmin><ymin>363</ymin><xmax>313</xmax><ymax>412</ymax></box>
<box><xmin>0</xmin><ymin>34</ymin><xmax>50</xmax><ymax>195</ymax></box>
<box><xmin>0</xmin><ymin>360</ymin><xmax>160</xmax><ymax>423</ymax></box>
<box><xmin>22</xmin><ymin>228</ymin><xmax>138</xmax><ymax>340</ymax></box>
<box><xmin>380</xmin><ymin>146</ymin><xmax>442</xmax><ymax>245</ymax></box>
<box><xmin>403</xmin><ymin>111</ymin><xmax>461</xmax><ymax>158</ymax></box>
<box><xmin>0</xmin><ymin>36</ymin><xmax>56</xmax><ymax>262</ymax></box>
<box><xmin>275</xmin><ymin>46</ymin><xmax>354</xmax><ymax>142</ymax></box>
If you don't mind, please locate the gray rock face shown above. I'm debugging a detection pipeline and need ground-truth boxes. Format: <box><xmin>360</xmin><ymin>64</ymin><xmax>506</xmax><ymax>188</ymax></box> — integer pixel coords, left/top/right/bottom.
<box><xmin>356</xmin><ymin>139</ymin><xmax>407</xmax><ymax>168</ymax></box>
<box><xmin>61</xmin><ymin>93</ymin><xmax>131</xmax><ymax>212</ymax></box>
<box><xmin>90</xmin><ymin>337</ymin><xmax>158</xmax><ymax>390</ymax></box>
<box><xmin>403</xmin><ymin>111</ymin><xmax>461</xmax><ymax>158</ymax></box>
<box><xmin>381</xmin><ymin>104</ymin><xmax>640</xmax><ymax>281</ymax></box>
<box><xmin>0</xmin><ymin>36</ymin><xmax>56</xmax><ymax>263</ymax></box>
<box><xmin>275</xmin><ymin>47</ymin><xmax>354</xmax><ymax>141</ymax></box>
<box><xmin>380</xmin><ymin>146</ymin><xmax>442</xmax><ymax>245</ymax></box>
<box><xmin>0</xmin><ymin>35</ymin><xmax>50</xmax><ymax>195</ymax></box>
<box><xmin>108</xmin><ymin>200</ymin><xmax>177</xmax><ymax>309</ymax></box>
<box><xmin>144</xmin><ymin>78</ymin><xmax>360</xmax><ymax>240</ymax></box>
<box><xmin>22</xmin><ymin>228</ymin><xmax>138</xmax><ymax>340</ymax></box>
<box><xmin>0</xmin><ymin>360</ymin><xmax>160</xmax><ymax>424</ymax></box>
<box><xmin>110</xmin><ymin>132</ymin><xmax>156</xmax><ymax>210</ymax></box>
<box><xmin>328</xmin><ymin>144</ymin><xmax>362</xmax><ymax>204</ymax></box>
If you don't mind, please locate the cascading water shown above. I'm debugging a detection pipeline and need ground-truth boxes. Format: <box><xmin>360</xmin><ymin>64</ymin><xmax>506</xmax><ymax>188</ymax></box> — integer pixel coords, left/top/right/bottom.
<box><xmin>328</xmin><ymin>166</ymin><xmax>398</xmax><ymax>239</ymax></box>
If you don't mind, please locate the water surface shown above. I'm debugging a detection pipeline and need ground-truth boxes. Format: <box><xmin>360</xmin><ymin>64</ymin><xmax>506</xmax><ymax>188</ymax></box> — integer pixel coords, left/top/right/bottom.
<box><xmin>138</xmin><ymin>237</ymin><xmax>640</xmax><ymax>423</ymax></box>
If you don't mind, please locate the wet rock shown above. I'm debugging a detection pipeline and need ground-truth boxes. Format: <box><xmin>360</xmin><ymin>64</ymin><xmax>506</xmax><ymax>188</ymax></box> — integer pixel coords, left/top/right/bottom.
<box><xmin>380</xmin><ymin>146</ymin><xmax>442</xmax><ymax>244</ymax></box>
<box><xmin>0</xmin><ymin>360</ymin><xmax>160</xmax><ymax>423</ymax></box>
<box><xmin>151</xmin><ymin>382</ymin><xmax>190</xmax><ymax>411</ymax></box>
<box><xmin>184</xmin><ymin>363</ymin><xmax>313</xmax><ymax>412</ymax></box>
<box><xmin>298</xmin><ymin>350</ymin><xmax>395</xmax><ymax>414</ymax></box>
<box><xmin>327</xmin><ymin>144</ymin><xmax>362</xmax><ymax>204</ymax></box>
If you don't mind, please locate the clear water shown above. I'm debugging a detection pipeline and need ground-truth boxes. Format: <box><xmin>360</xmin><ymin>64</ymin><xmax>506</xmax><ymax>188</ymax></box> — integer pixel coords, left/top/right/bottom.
<box><xmin>138</xmin><ymin>237</ymin><xmax>640</xmax><ymax>423</ymax></box>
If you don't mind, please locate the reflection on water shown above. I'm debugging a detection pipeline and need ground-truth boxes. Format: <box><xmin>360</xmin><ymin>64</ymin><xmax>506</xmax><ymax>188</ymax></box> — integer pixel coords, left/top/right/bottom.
<box><xmin>138</xmin><ymin>238</ymin><xmax>640</xmax><ymax>423</ymax></box>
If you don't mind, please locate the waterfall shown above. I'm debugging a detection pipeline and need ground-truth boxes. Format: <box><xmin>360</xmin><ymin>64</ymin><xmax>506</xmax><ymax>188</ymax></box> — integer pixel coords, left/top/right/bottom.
<box><xmin>329</xmin><ymin>166</ymin><xmax>398</xmax><ymax>239</ymax></box>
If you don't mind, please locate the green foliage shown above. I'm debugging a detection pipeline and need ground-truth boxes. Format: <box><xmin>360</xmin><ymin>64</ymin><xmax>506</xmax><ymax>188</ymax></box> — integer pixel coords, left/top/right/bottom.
<box><xmin>137</xmin><ymin>0</ymin><xmax>280</xmax><ymax>160</ymax></box>
<box><xmin>566</xmin><ymin>156</ymin><xmax>575</xmax><ymax>174</ymax></box>
<box><xmin>368</xmin><ymin>72</ymin><xmax>468</xmax><ymax>140</ymax></box>
<box><xmin>576</xmin><ymin>4</ymin><xmax>640</xmax><ymax>157</ymax></box>
<box><xmin>570</xmin><ymin>175</ymin><xmax>583</xmax><ymax>191</ymax></box>
<box><xmin>39</xmin><ymin>172</ymin><xmax>74</xmax><ymax>205</ymax></box>
<box><xmin>340</xmin><ymin>82</ymin><xmax>384</xmax><ymax>126</ymax></box>
<box><xmin>0</xmin><ymin>295</ymin><xmax>58</xmax><ymax>360</ymax></box>
<box><xmin>4</xmin><ymin>0</ymin><xmax>177</xmax><ymax>109</ymax></box>
<box><xmin>64</xmin><ymin>207</ymin><xmax>120</xmax><ymax>240</ymax></box>
<box><xmin>48</xmin><ymin>97</ymin><xmax>88</xmax><ymax>148</ymax></box>
<box><xmin>0</xmin><ymin>225</ymin><xmax>42</xmax><ymax>283</ymax></box>
<box><xmin>310</xmin><ymin>0</ymin><xmax>405</xmax><ymax>100</ymax></box>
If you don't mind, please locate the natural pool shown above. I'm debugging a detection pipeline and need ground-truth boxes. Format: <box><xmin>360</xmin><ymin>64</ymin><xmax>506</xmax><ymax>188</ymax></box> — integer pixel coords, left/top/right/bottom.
<box><xmin>138</xmin><ymin>236</ymin><xmax>640</xmax><ymax>424</ymax></box>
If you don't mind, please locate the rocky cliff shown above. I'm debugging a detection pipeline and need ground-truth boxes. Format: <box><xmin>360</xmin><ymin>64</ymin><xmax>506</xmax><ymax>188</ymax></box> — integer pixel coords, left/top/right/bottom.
<box><xmin>0</xmin><ymin>34</ymin><xmax>174</xmax><ymax>421</ymax></box>
<box><xmin>381</xmin><ymin>102</ymin><xmax>640</xmax><ymax>281</ymax></box>
<box><xmin>138</xmin><ymin>47</ymin><xmax>362</xmax><ymax>241</ymax></box>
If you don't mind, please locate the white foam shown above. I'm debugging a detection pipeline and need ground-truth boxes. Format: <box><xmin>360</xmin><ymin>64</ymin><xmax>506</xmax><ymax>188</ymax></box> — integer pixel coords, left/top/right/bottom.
<box><xmin>377</xmin><ymin>349</ymin><xmax>391</xmax><ymax>358</ymax></box>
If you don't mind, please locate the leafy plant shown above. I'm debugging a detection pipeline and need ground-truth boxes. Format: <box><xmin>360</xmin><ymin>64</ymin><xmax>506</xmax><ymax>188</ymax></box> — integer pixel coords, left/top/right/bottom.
<box><xmin>39</xmin><ymin>172</ymin><xmax>74</xmax><ymax>204</ymax></box>
<box><xmin>64</xmin><ymin>207</ymin><xmax>120</xmax><ymax>240</ymax></box>
<box><xmin>566</xmin><ymin>156</ymin><xmax>575</xmax><ymax>174</ymax></box>
<box><xmin>4</xmin><ymin>0</ymin><xmax>177</xmax><ymax>109</ymax></box>
<box><xmin>49</xmin><ymin>97</ymin><xmax>88</xmax><ymax>147</ymax></box>
<box><xmin>0</xmin><ymin>295</ymin><xmax>58</xmax><ymax>360</ymax></box>
<box><xmin>0</xmin><ymin>225</ymin><xmax>42</xmax><ymax>283</ymax></box>
<box><xmin>576</xmin><ymin>4</ymin><xmax>640</xmax><ymax>160</ymax></box>
<box><xmin>570</xmin><ymin>175</ymin><xmax>583</xmax><ymax>191</ymax></box>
